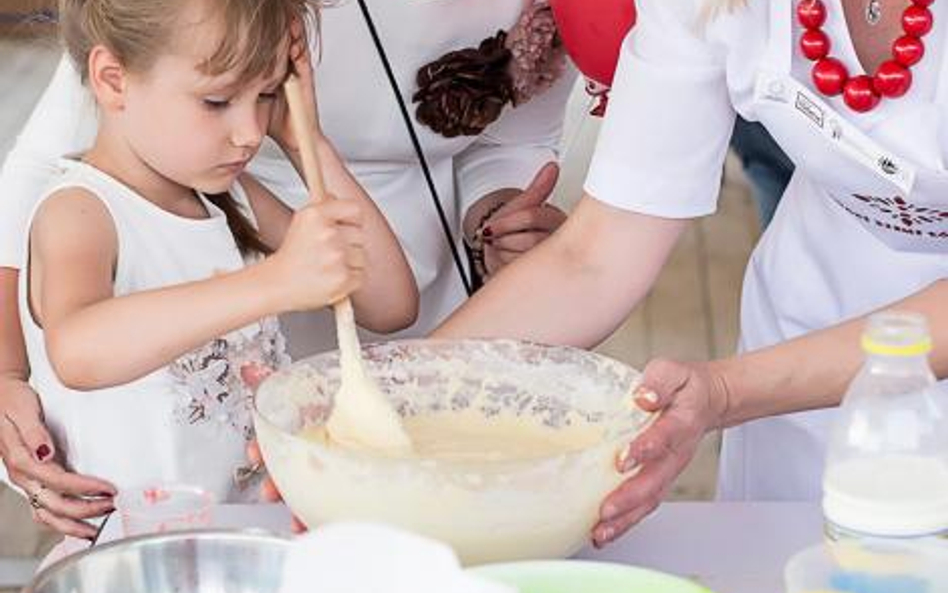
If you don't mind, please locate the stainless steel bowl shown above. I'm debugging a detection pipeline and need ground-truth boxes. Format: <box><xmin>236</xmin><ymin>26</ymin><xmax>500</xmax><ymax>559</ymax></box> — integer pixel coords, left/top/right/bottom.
<box><xmin>25</xmin><ymin>530</ymin><xmax>290</xmax><ymax>593</ymax></box>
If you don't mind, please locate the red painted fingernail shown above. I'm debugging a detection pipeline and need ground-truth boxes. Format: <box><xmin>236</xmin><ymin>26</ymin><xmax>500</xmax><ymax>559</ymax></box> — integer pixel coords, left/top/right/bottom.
<box><xmin>482</xmin><ymin>226</ymin><xmax>493</xmax><ymax>238</ymax></box>
<box><xmin>36</xmin><ymin>444</ymin><xmax>51</xmax><ymax>461</ymax></box>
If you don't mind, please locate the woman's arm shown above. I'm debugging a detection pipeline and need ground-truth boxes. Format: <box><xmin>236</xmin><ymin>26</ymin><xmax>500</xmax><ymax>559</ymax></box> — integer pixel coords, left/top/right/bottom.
<box><xmin>0</xmin><ymin>268</ymin><xmax>116</xmax><ymax>538</ymax></box>
<box><xmin>435</xmin><ymin>193</ymin><xmax>687</xmax><ymax>348</ymax></box>
<box><xmin>0</xmin><ymin>55</ymin><xmax>119</xmax><ymax>537</ymax></box>
<box><xmin>454</xmin><ymin>71</ymin><xmax>576</xmax><ymax>280</ymax></box>
<box><xmin>0</xmin><ymin>270</ymin><xmax>29</xmax><ymax>389</ymax></box>
<box><xmin>717</xmin><ymin>278</ymin><xmax>948</xmax><ymax>425</ymax></box>
<box><xmin>30</xmin><ymin>187</ymin><xmax>364</xmax><ymax>390</ymax></box>
<box><xmin>593</xmin><ymin>278</ymin><xmax>948</xmax><ymax>546</ymax></box>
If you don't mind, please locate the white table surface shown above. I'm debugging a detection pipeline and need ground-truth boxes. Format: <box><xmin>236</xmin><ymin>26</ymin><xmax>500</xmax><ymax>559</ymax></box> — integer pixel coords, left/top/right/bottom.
<box><xmin>98</xmin><ymin>501</ymin><xmax>823</xmax><ymax>593</ymax></box>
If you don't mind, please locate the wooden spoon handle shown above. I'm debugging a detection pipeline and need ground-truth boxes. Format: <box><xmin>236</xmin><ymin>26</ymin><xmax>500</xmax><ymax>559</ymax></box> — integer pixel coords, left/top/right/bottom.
<box><xmin>283</xmin><ymin>74</ymin><xmax>354</xmax><ymax>316</ymax></box>
<box><xmin>283</xmin><ymin>74</ymin><xmax>327</xmax><ymax>202</ymax></box>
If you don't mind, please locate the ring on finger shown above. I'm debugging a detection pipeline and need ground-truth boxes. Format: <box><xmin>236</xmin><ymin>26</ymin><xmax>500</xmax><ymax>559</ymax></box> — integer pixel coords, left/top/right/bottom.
<box><xmin>29</xmin><ymin>484</ymin><xmax>46</xmax><ymax>510</ymax></box>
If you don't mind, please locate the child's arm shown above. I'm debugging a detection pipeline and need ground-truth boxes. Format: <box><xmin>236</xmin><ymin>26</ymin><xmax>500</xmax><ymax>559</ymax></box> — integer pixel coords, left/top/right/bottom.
<box><xmin>250</xmin><ymin>142</ymin><xmax>419</xmax><ymax>334</ymax></box>
<box><xmin>265</xmin><ymin>22</ymin><xmax>418</xmax><ymax>334</ymax></box>
<box><xmin>30</xmin><ymin>188</ymin><xmax>363</xmax><ymax>390</ymax></box>
<box><xmin>316</xmin><ymin>142</ymin><xmax>419</xmax><ymax>333</ymax></box>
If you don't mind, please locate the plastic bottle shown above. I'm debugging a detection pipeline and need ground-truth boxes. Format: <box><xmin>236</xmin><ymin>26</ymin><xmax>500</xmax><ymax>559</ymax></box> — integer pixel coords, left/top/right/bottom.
<box><xmin>823</xmin><ymin>311</ymin><xmax>948</xmax><ymax>542</ymax></box>
<box><xmin>792</xmin><ymin>311</ymin><xmax>948</xmax><ymax>593</ymax></box>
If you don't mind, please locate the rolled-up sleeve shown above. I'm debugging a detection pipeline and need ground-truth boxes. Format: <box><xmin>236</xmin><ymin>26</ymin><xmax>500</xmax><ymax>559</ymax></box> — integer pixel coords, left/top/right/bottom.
<box><xmin>0</xmin><ymin>55</ymin><xmax>97</xmax><ymax>269</ymax></box>
<box><xmin>585</xmin><ymin>0</ymin><xmax>734</xmax><ymax>218</ymax></box>
<box><xmin>453</xmin><ymin>66</ymin><xmax>576</xmax><ymax>215</ymax></box>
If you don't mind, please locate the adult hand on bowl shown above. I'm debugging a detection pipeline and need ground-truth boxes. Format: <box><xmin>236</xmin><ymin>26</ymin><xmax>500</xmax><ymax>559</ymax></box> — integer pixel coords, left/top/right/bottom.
<box><xmin>246</xmin><ymin>440</ymin><xmax>307</xmax><ymax>533</ymax></box>
<box><xmin>242</xmin><ymin>362</ymin><xmax>308</xmax><ymax>533</ymax></box>
<box><xmin>592</xmin><ymin>359</ymin><xmax>730</xmax><ymax>548</ymax></box>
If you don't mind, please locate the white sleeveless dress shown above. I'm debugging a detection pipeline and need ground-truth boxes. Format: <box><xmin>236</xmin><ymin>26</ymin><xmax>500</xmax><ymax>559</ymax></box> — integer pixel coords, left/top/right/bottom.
<box><xmin>18</xmin><ymin>159</ymin><xmax>290</xmax><ymax>503</ymax></box>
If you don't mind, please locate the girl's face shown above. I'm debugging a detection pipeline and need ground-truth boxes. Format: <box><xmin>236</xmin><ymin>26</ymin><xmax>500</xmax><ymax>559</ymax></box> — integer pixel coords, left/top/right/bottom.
<box><xmin>119</xmin><ymin>13</ymin><xmax>289</xmax><ymax>195</ymax></box>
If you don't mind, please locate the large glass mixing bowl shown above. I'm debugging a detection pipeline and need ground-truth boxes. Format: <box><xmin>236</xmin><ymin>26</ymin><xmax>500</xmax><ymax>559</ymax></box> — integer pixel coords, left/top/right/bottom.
<box><xmin>254</xmin><ymin>339</ymin><xmax>651</xmax><ymax>565</ymax></box>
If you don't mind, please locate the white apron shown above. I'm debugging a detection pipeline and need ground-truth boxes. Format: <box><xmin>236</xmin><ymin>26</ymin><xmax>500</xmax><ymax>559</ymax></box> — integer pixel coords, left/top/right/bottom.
<box><xmin>718</xmin><ymin>0</ymin><xmax>948</xmax><ymax>500</ymax></box>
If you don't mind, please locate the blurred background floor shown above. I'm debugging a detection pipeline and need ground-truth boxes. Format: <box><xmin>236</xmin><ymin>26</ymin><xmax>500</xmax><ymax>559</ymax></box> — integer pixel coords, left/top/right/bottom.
<box><xmin>0</xmin><ymin>33</ymin><xmax>761</xmax><ymax>587</ymax></box>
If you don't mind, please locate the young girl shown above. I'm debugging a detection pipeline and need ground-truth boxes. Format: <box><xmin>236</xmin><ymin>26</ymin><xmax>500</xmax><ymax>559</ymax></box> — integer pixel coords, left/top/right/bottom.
<box><xmin>17</xmin><ymin>0</ymin><xmax>418</xmax><ymax>522</ymax></box>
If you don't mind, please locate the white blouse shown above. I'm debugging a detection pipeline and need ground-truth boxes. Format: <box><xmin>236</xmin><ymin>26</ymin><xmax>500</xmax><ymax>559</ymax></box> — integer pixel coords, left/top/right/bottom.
<box><xmin>585</xmin><ymin>0</ymin><xmax>948</xmax><ymax>501</ymax></box>
<box><xmin>586</xmin><ymin>0</ymin><xmax>947</xmax><ymax>216</ymax></box>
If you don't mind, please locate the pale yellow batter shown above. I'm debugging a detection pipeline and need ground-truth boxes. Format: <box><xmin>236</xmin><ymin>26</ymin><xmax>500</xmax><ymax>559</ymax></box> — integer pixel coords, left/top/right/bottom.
<box><xmin>265</xmin><ymin>405</ymin><xmax>621</xmax><ymax>564</ymax></box>
<box><xmin>300</xmin><ymin>408</ymin><xmax>604</xmax><ymax>462</ymax></box>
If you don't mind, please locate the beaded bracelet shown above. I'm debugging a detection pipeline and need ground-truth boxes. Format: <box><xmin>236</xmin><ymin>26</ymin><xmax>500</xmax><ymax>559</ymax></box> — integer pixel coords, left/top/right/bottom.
<box><xmin>465</xmin><ymin>199</ymin><xmax>508</xmax><ymax>283</ymax></box>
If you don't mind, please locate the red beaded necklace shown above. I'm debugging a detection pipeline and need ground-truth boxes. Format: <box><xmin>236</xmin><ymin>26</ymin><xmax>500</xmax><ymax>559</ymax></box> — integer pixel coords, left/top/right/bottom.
<box><xmin>797</xmin><ymin>0</ymin><xmax>935</xmax><ymax>112</ymax></box>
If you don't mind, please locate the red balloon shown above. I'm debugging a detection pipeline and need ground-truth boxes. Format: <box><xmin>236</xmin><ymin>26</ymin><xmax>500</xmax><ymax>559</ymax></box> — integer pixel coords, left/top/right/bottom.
<box><xmin>549</xmin><ymin>0</ymin><xmax>637</xmax><ymax>87</ymax></box>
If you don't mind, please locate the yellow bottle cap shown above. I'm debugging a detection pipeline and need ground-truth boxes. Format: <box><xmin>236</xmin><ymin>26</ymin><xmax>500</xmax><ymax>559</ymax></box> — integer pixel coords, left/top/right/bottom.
<box><xmin>861</xmin><ymin>335</ymin><xmax>932</xmax><ymax>357</ymax></box>
<box><xmin>861</xmin><ymin>311</ymin><xmax>932</xmax><ymax>357</ymax></box>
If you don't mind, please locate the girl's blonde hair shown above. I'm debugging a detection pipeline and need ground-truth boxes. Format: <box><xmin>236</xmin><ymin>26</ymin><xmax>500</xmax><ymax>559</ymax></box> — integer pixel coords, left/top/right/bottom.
<box><xmin>59</xmin><ymin>0</ymin><xmax>318</xmax><ymax>254</ymax></box>
<box><xmin>59</xmin><ymin>0</ymin><xmax>315</xmax><ymax>84</ymax></box>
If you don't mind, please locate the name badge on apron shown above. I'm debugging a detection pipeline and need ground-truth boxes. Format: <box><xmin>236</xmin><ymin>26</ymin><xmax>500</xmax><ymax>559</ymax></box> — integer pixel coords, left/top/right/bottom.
<box><xmin>754</xmin><ymin>70</ymin><xmax>916</xmax><ymax>196</ymax></box>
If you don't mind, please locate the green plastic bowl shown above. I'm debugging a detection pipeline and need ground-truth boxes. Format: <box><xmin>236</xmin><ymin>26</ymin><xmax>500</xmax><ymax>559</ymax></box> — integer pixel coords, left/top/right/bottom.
<box><xmin>472</xmin><ymin>560</ymin><xmax>715</xmax><ymax>593</ymax></box>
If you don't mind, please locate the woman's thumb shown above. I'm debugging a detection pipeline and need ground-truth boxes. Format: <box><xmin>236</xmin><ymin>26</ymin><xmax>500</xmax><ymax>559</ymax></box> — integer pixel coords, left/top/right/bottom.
<box><xmin>635</xmin><ymin>358</ymin><xmax>691</xmax><ymax>412</ymax></box>
<box><xmin>507</xmin><ymin>162</ymin><xmax>560</xmax><ymax>211</ymax></box>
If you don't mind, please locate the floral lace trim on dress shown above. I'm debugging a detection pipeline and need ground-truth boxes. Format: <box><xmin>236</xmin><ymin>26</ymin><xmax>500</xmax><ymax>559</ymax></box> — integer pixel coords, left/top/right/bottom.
<box><xmin>169</xmin><ymin>317</ymin><xmax>290</xmax><ymax>440</ymax></box>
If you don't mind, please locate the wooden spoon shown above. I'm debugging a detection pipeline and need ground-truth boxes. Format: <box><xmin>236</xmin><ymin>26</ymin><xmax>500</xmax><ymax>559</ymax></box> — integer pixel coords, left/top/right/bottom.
<box><xmin>283</xmin><ymin>75</ymin><xmax>412</xmax><ymax>455</ymax></box>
